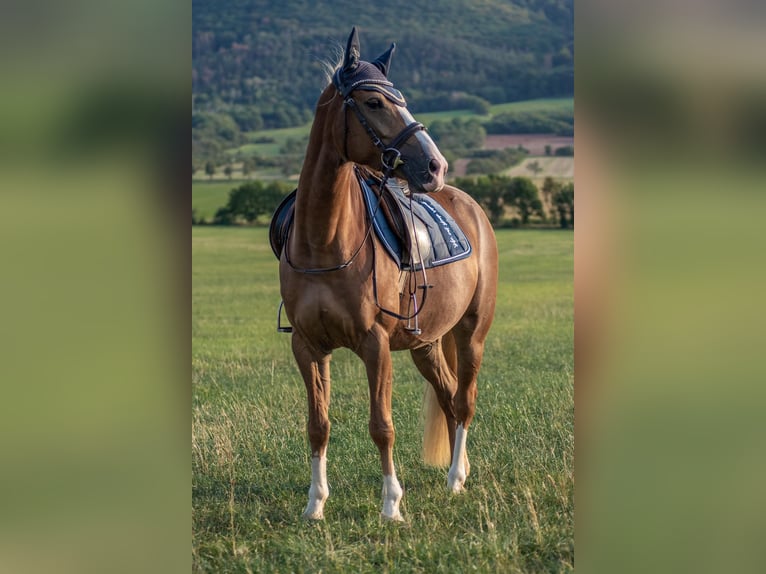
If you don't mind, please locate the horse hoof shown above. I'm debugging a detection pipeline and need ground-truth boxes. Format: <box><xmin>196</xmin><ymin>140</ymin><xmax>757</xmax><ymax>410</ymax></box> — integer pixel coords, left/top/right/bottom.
<box><xmin>447</xmin><ymin>472</ymin><xmax>466</xmax><ymax>494</ymax></box>
<box><xmin>381</xmin><ymin>511</ymin><xmax>405</xmax><ymax>522</ymax></box>
<box><xmin>448</xmin><ymin>483</ymin><xmax>465</xmax><ymax>495</ymax></box>
<box><xmin>447</xmin><ymin>473</ymin><xmax>466</xmax><ymax>494</ymax></box>
<box><xmin>302</xmin><ymin>507</ymin><xmax>325</xmax><ymax>520</ymax></box>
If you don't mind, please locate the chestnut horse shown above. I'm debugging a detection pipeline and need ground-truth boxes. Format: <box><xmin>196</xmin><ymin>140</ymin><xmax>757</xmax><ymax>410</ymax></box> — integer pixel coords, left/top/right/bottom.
<box><xmin>277</xmin><ymin>28</ymin><xmax>497</xmax><ymax>521</ymax></box>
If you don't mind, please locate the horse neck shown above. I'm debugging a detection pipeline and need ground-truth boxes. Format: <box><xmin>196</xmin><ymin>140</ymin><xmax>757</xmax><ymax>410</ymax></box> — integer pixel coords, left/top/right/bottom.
<box><xmin>292</xmin><ymin>105</ymin><xmax>366</xmax><ymax>261</ymax></box>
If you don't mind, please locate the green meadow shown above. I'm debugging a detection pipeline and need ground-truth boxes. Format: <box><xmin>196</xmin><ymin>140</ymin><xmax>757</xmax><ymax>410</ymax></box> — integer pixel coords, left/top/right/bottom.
<box><xmin>192</xmin><ymin>227</ymin><xmax>573</xmax><ymax>573</ymax></box>
<box><xmin>192</xmin><ymin>181</ymin><xmax>245</xmax><ymax>220</ymax></box>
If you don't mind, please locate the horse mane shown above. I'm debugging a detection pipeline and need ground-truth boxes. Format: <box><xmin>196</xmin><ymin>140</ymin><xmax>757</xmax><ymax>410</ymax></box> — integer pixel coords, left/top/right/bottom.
<box><xmin>319</xmin><ymin>45</ymin><xmax>344</xmax><ymax>88</ymax></box>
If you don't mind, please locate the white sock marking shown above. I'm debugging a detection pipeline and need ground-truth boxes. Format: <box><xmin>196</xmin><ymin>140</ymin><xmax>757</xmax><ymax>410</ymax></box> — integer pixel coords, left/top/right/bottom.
<box><xmin>303</xmin><ymin>451</ymin><xmax>329</xmax><ymax>519</ymax></box>
<box><xmin>447</xmin><ymin>424</ymin><xmax>468</xmax><ymax>493</ymax></box>
<box><xmin>381</xmin><ymin>473</ymin><xmax>404</xmax><ymax>521</ymax></box>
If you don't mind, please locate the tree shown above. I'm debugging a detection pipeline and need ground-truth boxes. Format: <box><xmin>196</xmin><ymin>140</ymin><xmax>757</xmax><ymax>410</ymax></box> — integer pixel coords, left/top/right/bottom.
<box><xmin>429</xmin><ymin>118</ymin><xmax>486</xmax><ymax>156</ymax></box>
<box><xmin>224</xmin><ymin>164</ymin><xmax>233</xmax><ymax>180</ymax></box>
<box><xmin>455</xmin><ymin>174</ymin><xmax>509</xmax><ymax>226</ymax></box>
<box><xmin>504</xmin><ymin>177</ymin><xmax>543</xmax><ymax>225</ymax></box>
<box><xmin>241</xmin><ymin>158</ymin><xmax>255</xmax><ymax>179</ymax></box>
<box><xmin>554</xmin><ymin>182</ymin><xmax>574</xmax><ymax>228</ymax></box>
<box><xmin>213</xmin><ymin>206</ymin><xmax>234</xmax><ymax>225</ymax></box>
<box><xmin>545</xmin><ymin>144</ymin><xmax>552</xmax><ymax>156</ymax></box>
<box><xmin>225</xmin><ymin>183</ymin><xmax>261</xmax><ymax>223</ymax></box>
<box><xmin>205</xmin><ymin>161</ymin><xmax>216</xmax><ymax>180</ymax></box>
<box><xmin>541</xmin><ymin>176</ymin><xmax>563</xmax><ymax>221</ymax></box>
<box><xmin>219</xmin><ymin>181</ymin><xmax>291</xmax><ymax>224</ymax></box>
<box><xmin>526</xmin><ymin>160</ymin><xmax>543</xmax><ymax>177</ymax></box>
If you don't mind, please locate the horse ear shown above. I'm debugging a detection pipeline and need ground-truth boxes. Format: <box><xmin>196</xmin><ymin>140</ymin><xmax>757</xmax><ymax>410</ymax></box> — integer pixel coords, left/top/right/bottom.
<box><xmin>372</xmin><ymin>43</ymin><xmax>396</xmax><ymax>77</ymax></box>
<box><xmin>342</xmin><ymin>26</ymin><xmax>360</xmax><ymax>72</ymax></box>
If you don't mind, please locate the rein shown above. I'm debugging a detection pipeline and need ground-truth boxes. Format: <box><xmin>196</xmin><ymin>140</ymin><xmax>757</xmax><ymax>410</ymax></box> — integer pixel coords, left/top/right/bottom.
<box><xmin>283</xmin><ymin>194</ymin><xmax>379</xmax><ymax>274</ymax></box>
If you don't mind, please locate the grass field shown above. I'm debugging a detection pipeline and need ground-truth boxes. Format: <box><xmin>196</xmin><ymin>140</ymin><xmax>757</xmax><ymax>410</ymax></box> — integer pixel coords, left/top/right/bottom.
<box><xmin>192</xmin><ymin>181</ymin><xmax>242</xmax><ymax>220</ymax></box>
<box><xmin>192</xmin><ymin>227</ymin><xmax>573</xmax><ymax>572</ymax></box>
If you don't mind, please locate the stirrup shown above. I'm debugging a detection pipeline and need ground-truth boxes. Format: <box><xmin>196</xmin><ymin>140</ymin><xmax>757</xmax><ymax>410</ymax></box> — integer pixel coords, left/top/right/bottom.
<box><xmin>404</xmin><ymin>293</ymin><xmax>421</xmax><ymax>335</ymax></box>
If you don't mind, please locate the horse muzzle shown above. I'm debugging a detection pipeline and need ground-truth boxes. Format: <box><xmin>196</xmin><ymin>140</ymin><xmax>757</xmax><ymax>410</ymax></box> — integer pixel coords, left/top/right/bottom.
<box><xmin>422</xmin><ymin>156</ymin><xmax>447</xmax><ymax>193</ymax></box>
<box><xmin>396</xmin><ymin>139</ymin><xmax>448</xmax><ymax>193</ymax></box>
<box><xmin>406</xmin><ymin>153</ymin><xmax>447</xmax><ymax>193</ymax></box>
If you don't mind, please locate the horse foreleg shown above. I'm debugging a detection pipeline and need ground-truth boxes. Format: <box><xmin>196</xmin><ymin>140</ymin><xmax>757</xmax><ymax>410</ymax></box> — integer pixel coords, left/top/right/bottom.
<box><xmin>292</xmin><ymin>333</ymin><xmax>332</xmax><ymax>520</ymax></box>
<box><xmin>359</xmin><ymin>327</ymin><xmax>403</xmax><ymax>521</ymax></box>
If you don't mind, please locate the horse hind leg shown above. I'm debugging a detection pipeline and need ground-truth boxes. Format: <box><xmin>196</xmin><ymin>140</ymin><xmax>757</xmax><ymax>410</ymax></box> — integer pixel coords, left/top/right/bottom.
<box><xmin>442</xmin><ymin>331</ymin><xmax>471</xmax><ymax>480</ymax></box>
<box><xmin>448</xmin><ymin>320</ymin><xmax>491</xmax><ymax>493</ymax></box>
<box><xmin>292</xmin><ymin>333</ymin><xmax>332</xmax><ymax>520</ymax></box>
<box><xmin>410</xmin><ymin>337</ymin><xmax>458</xmax><ymax>467</ymax></box>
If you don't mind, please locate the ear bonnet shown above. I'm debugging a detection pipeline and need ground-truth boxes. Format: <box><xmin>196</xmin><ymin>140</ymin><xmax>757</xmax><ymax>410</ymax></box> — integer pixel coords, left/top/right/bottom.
<box><xmin>332</xmin><ymin>27</ymin><xmax>406</xmax><ymax>106</ymax></box>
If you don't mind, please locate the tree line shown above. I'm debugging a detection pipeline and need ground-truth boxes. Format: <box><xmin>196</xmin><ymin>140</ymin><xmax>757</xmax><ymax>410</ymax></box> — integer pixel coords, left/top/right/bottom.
<box><xmin>454</xmin><ymin>175</ymin><xmax>573</xmax><ymax>228</ymax></box>
<box><xmin>193</xmin><ymin>176</ymin><xmax>573</xmax><ymax>229</ymax></box>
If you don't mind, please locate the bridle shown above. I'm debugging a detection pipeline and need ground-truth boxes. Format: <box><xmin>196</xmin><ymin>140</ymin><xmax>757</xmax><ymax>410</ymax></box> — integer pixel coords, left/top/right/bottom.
<box><xmin>341</xmin><ymin>96</ymin><xmax>426</xmax><ymax>173</ymax></box>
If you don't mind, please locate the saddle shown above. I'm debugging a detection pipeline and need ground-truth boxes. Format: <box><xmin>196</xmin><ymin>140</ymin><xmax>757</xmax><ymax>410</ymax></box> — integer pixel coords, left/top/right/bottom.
<box><xmin>269</xmin><ymin>168</ymin><xmax>472</xmax><ymax>271</ymax></box>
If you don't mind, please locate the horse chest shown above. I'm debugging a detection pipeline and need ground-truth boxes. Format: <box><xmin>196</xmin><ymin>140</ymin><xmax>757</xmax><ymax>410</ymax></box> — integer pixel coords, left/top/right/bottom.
<box><xmin>286</xmin><ymin>281</ymin><xmax>370</xmax><ymax>342</ymax></box>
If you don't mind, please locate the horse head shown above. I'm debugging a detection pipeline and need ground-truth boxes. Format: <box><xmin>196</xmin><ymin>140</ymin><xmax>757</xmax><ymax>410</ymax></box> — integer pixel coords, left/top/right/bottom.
<box><xmin>330</xmin><ymin>27</ymin><xmax>448</xmax><ymax>193</ymax></box>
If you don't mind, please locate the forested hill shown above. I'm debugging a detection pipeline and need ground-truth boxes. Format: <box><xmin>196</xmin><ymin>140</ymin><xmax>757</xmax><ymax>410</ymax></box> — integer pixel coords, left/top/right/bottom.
<box><xmin>192</xmin><ymin>0</ymin><xmax>573</xmax><ymax>129</ymax></box>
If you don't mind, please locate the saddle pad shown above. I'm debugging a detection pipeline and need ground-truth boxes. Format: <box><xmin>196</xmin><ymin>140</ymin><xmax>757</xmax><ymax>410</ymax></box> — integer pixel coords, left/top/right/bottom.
<box><xmin>359</xmin><ymin>176</ymin><xmax>472</xmax><ymax>271</ymax></box>
<box><xmin>269</xmin><ymin>177</ymin><xmax>472</xmax><ymax>271</ymax></box>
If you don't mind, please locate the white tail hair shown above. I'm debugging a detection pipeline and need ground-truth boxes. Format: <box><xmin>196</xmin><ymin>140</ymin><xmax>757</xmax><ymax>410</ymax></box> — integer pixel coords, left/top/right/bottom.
<box><xmin>422</xmin><ymin>382</ymin><xmax>452</xmax><ymax>466</ymax></box>
<box><xmin>421</xmin><ymin>333</ymin><xmax>458</xmax><ymax>466</ymax></box>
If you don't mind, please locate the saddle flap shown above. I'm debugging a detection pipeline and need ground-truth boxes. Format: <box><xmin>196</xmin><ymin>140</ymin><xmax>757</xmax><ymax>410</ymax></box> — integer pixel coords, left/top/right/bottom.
<box><xmin>269</xmin><ymin>189</ymin><xmax>297</xmax><ymax>258</ymax></box>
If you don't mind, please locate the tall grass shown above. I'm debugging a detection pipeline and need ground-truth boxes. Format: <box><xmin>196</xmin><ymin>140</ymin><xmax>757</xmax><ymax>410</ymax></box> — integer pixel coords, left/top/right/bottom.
<box><xmin>192</xmin><ymin>227</ymin><xmax>573</xmax><ymax>572</ymax></box>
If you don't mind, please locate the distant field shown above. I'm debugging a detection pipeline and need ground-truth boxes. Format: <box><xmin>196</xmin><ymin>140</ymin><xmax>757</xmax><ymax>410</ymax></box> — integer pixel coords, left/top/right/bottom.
<box><xmin>192</xmin><ymin>181</ymin><xmax>239</xmax><ymax>220</ymax></box>
<box><xmin>418</xmin><ymin>98</ymin><xmax>573</xmax><ymax>125</ymax></box>
<box><xmin>484</xmin><ymin>135</ymin><xmax>574</xmax><ymax>156</ymax></box>
<box><xmin>192</xmin><ymin>227</ymin><xmax>574</xmax><ymax>572</ymax></box>
<box><xmin>193</xmin><ymin>173</ymin><xmax>297</xmax><ymax>220</ymax></box>
<box><xmin>488</xmin><ymin>98</ymin><xmax>574</xmax><ymax>115</ymax></box>
<box><xmin>193</xmin><ymin>167</ymin><xmax>288</xmax><ymax>183</ymax></box>
<box><xmin>504</xmin><ymin>157</ymin><xmax>574</xmax><ymax>179</ymax></box>
<box><xmin>236</xmin><ymin>124</ymin><xmax>313</xmax><ymax>158</ymax></box>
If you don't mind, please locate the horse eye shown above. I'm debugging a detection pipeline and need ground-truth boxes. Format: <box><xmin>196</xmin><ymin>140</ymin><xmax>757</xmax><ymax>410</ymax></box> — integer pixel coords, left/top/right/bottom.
<box><xmin>365</xmin><ymin>98</ymin><xmax>383</xmax><ymax>110</ymax></box>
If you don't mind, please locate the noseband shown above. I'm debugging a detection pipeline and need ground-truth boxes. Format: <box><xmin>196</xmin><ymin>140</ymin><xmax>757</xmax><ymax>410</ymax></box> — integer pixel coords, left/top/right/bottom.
<box><xmin>342</xmin><ymin>94</ymin><xmax>426</xmax><ymax>174</ymax></box>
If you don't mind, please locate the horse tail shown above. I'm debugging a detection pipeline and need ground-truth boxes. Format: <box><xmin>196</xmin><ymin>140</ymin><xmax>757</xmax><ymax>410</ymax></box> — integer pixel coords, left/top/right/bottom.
<box><xmin>422</xmin><ymin>333</ymin><xmax>458</xmax><ymax>467</ymax></box>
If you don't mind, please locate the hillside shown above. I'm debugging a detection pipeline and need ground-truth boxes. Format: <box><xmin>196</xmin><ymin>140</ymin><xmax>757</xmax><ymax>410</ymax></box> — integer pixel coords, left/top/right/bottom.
<box><xmin>192</xmin><ymin>0</ymin><xmax>573</xmax><ymax>158</ymax></box>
